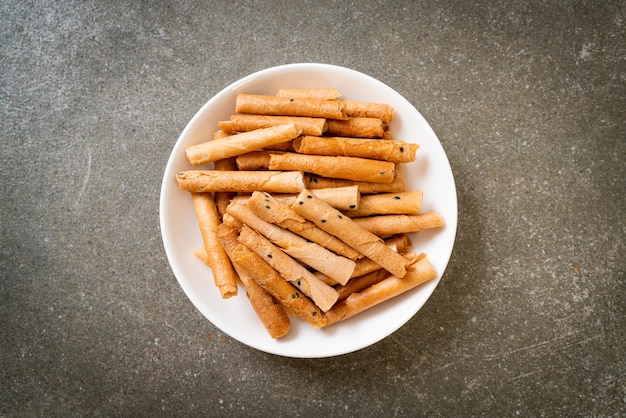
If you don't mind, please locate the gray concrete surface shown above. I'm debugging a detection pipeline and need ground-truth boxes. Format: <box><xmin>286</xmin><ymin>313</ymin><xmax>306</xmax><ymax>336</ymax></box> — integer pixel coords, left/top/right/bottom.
<box><xmin>1</xmin><ymin>1</ymin><xmax>624</xmax><ymax>416</ymax></box>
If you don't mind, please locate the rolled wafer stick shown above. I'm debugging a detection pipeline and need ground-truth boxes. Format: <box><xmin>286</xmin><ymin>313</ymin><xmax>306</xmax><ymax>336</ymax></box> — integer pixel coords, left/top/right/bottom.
<box><xmin>324</xmin><ymin>255</ymin><xmax>437</xmax><ymax>327</ymax></box>
<box><xmin>343</xmin><ymin>191</ymin><xmax>423</xmax><ymax>218</ymax></box>
<box><xmin>222</xmin><ymin>212</ymin><xmax>243</xmax><ymax>231</ymax></box>
<box><xmin>190</xmin><ymin>193</ymin><xmax>238</xmax><ymax>298</ymax></box>
<box><xmin>213</xmin><ymin>157</ymin><xmax>237</xmax><ymax>218</ymax></box>
<box><xmin>194</xmin><ymin>245</ymin><xmax>290</xmax><ymax>338</ymax></box>
<box><xmin>233</xmin><ymin>186</ymin><xmax>361</xmax><ymax>211</ymax></box>
<box><xmin>247</xmin><ymin>191</ymin><xmax>361</xmax><ymax>260</ymax></box>
<box><xmin>304</xmin><ymin>171</ymin><xmax>406</xmax><ymax>194</ymax></box>
<box><xmin>293</xmin><ymin>136</ymin><xmax>418</xmax><ymax>163</ymax></box>
<box><xmin>340</xmin><ymin>100</ymin><xmax>395</xmax><ymax>123</ymax></box>
<box><xmin>291</xmin><ymin>190</ymin><xmax>409</xmax><ymax>278</ymax></box>
<box><xmin>216</xmin><ymin>223</ymin><xmax>326</xmax><ymax>329</ymax></box>
<box><xmin>298</xmin><ymin>185</ymin><xmax>361</xmax><ymax>210</ymax></box>
<box><xmin>269</xmin><ymin>153</ymin><xmax>395</xmax><ymax>184</ymax></box>
<box><xmin>185</xmin><ymin>123</ymin><xmax>300</xmax><ymax>165</ymax></box>
<box><xmin>235</xmin><ymin>94</ymin><xmax>348</xmax><ymax>120</ymax></box>
<box><xmin>235</xmin><ymin>150</ymin><xmax>286</xmax><ymax>171</ymax></box>
<box><xmin>276</xmin><ymin>88</ymin><xmax>342</xmax><ymax>100</ymax></box>
<box><xmin>334</xmin><ymin>269</ymin><xmax>390</xmax><ymax>303</ymax></box>
<box><xmin>238</xmin><ymin>225</ymin><xmax>339</xmax><ymax>312</ymax></box>
<box><xmin>225</xmin><ymin>202</ymin><xmax>356</xmax><ymax>285</ymax></box>
<box><xmin>232</xmin><ymin>264</ymin><xmax>291</xmax><ymax>338</ymax></box>
<box><xmin>350</xmin><ymin>234</ymin><xmax>414</xmax><ymax>278</ymax></box>
<box><xmin>213</xmin><ymin>130</ymin><xmax>230</xmax><ymax>140</ymax></box>
<box><xmin>325</xmin><ymin>117</ymin><xmax>384</xmax><ymax>138</ymax></box>
<box><xmin>176</xmin><ymin>170</ymin><xmax>305</xmax><ymax>193</ymax></box>
<box><xmin>313</xmin><ymin>234</ymin><xmax>414</xmax><ymax>285</ymax></box>
<box><xmin>352</xmin><ymin>212</ymin><xmax>445</xmax><ymax>236</ymax></box>
<box><xmin>220</xmin><ymin>115</ymin><xmax>326</xmax><ymax>136</ymax></box>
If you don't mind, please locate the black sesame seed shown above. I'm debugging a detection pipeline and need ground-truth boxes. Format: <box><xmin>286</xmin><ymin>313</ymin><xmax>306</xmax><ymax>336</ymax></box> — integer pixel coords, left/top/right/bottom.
<box><xmin>394</xmin><ymin>196</ymin><xmax>401</xmax><ymax>200</ymax></box>
<box><xmin>337</xmin><ymin>215</ymin><xmax>343</xmax><ymax>219</ymax></box>
<box><xmin>267</xmin><ymin>254</ymin><xmax>273</xmax><ymax>258</ymax></box>
<box><xmin>289</xmin><ymin>98</ymin><xmax>294</xmax><ymax>102</ymax></box>
<box><xmin>306</xmin><ymin>195</ymin><xmax>312</xmax><ymax>199</ymax></box>
<box><xmin>349</xmin><ymin>204</ymin><xmax>356</xmax><ymax>209</ymax></box>
<box><xmin>298</xmin><ymin>201</ymin><xmax>304</xmax><ymax>205</ymax></box>
<box><xmin>321</xmin><ymin>219</ymin><xmax>326</xmax><ymax>223</ymax></box>
<box><xmin>399</xmin><ymin>146</ymin><xmax>404</xmax><ymax>152</ymax></box>
<box><xmin>380</xmin><ymin>171</ymin><xmax>385</xmax><ymax>175</ymax></box>
<box><xmin>291</xmin><ymin>293</ymin><xmax>300</xmax><ymax>299</ymax></box>
<box><xmin>311</xmin><ymin>311</ymin><xmax>317</xmax><ymax>316</ymax></box>
<box><xmin>265</xmin><ymin>205</ymin><xmax>270</xmax><ymax>209</ymax></box>
<box><xmin>312</xmin><ymin>178</ymin><xmax>318</xmax><ymax>183</ymax></box>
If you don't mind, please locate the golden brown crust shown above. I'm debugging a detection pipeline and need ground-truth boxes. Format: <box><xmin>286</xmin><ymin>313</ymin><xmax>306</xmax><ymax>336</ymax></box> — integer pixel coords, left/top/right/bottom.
<box><xmin>340</xmin><ymin>100</ymin><xmax>395</xmax><ymax>123</ymax></box>
<box><xmin>238</xmin><ymin>225</ymin><xmax>339</xmax><ymax>312</ymax></box>
<box><xmin>343</xmin><ymin>191</ymin><xmax>423</xmax><ymax>218</ymax></box>
<box><xmin>235</xmin><ymin>94</ymin><xmax>348</xmax><ymax>120</ymax></box>
<box><xmin>176</xmin><ymin>170</ymin><xmax>305</xmax><ymax>193</ymax></box>
<box><xmin>246</xmin><ymin>191</ymin><xmax>362</xmax><ymax>260</ymax></box>
<box><xmin>220</xmin><ymin>115</ymin><xmax>327</xmax><ymax>136</ymax></box>
<box><xmin>225</xmin><ymin>202</ymin><xmax>356</xmax><ymax>285</ymax></box>
<box><xmin>304</xmin><ymin>173</ymin><xmax>406</xmax><ymax>194</ymax></box>
<box><xmin>190</xmin><ymin>193</ymin><xmax>238</xmax><ymax>298</ymax></box>
<box><xmin>185</xmin><ymin>123</ymin><xmax>299</xmax><ymax>165</ymax></box>
<box><xmin>216</xmin><ymin>224</ymin><xmax>327</xmax><ymax>329</ymax></box>
<box><xmin>352</xmin><ymin>212</ymin><xmax>445</xmax><ymax>236</ymax></box>
<box><xmin>324</xmin><ymin>255</ymin><xmax>437</xmax><ymax>327</ymax></box>
<box><xmin>324</xmin><ymin>117</ymin><xmax>384</xmax><ymax>138</ymax></box>
<box><xmin>293</xmin><ymin>136</ymin><xmax>417</xmax><ymax>163</ymax></box>
<box><xmin>291</xmin><ymin>190</ymin><xmax>410</xmax><ymax>278</ymax></box>
<box><xmin>269</xmin><ymin>153</ymin><xmax>396</xmax><ymax>184</ymax></box>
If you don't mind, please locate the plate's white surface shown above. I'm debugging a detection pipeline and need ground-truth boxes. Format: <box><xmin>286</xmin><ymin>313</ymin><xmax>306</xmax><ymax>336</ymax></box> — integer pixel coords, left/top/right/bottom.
<box><xmin>159</xmin><ymin>63</ymin><xmax>457</xmax><ymax>358</ymax></box>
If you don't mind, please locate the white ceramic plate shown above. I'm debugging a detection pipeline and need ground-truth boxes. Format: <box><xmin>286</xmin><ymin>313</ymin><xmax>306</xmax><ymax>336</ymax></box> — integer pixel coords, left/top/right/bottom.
<box><xmin>160</xmin><ymin>63</ymin><xmax>457</xmax><ymax>358</ymax></box>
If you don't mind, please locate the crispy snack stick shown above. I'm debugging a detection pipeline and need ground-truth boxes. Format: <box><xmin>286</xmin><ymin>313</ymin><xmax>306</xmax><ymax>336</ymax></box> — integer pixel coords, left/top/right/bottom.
<box><xmin>232</xmin><ymin>185</ymin><xmax>361</xmax><ymax>211</ymax></box>
<box><xmin>220</xmin><ymin>115</ymin><xmax>326</xmax><ymax>136</ymax></box>
<box><xmin>232</xmin><ymin>264</ymin><xmax>291</xmax><ymax>338</ymax></box>
<box><xmin>291</xmin><ymin>190</ymin><xmax>410</xmax><ymax>278</ymax></box>
<box><xmin>340</xmin><ymin>100</ymin><xmax>395</xmax><ymax>123</ymax></box>
<box><xmin>238</xmin><ymin>225</ymin><xmax>339</xmax><ymax>312</ymax></box>
<box><xmin>352</xmin><ymin>212</ymin><xmax>445</xmax><ymax>236</ymax></box>
<box><xmin>190</xmin><ymin>193</ymin><xmax>238</xmax><ymax>298</ymax></box>
<box><xmin>293</xmin><ymin>136</ymin><xmax>418</xmax><ymax>163</ymax></box>
<box><xmin>269</xmin><ymin>153</ymin><xmax>396</xmax><ymax>184</ymax></box>
<box><xmin>313</xmin><ymin>234</ymin><xmax>414</xmax><ymax>285</ymax></box>
<box><xmin>325</xmin><ymin>117</ymin><xmax>384</xmax><ymax>138</ymax></box>
<box><xmin>271</xmin><ymin>185</ymin><xmax>361</xmax><ymax>211</ymax></box>
<box><xmin>213</xmin><ymin>157</ymin><xmax>238</xmax><ymax>218</ymax></box>
<box><xmin>247</xmin><ymin>191</ymin><xmax>362</xmax><ymax>260</ymax></box>
<box><xmin>222</xmin><ymin>212</ymin><xmax>243</xmax><ymax>231</ymax></box>
<box><xmin>176</xmin><ymin>170</ymin><xmax>305</xmax><ymax>193</ymax></box>
<box><xmin>334</xmin><ymin>269</ymin><xmax>390</xmax><ymax>303</ymax></box>
<box><xmin>217</xmin><ymin>224</ymin><xmax>327</xmax><ymax>329</ymax></box>
<box><xmin>335</xmin><ymin>252</ymin><xmax>426</xmax><ymax>303</ymax></box>
<box><xmin>194</xmin><ymin>246</ymin><xmax>290</xmax><ymax>338</ymax></box>
<box><xmin>343</xmin><ymin>191</ymin><xmax>423</xmax><ymax>218</ymax></box>
<box><xmin>185</xmin><ymin>123</ymin><xmax>300</xmax><ymax>165</ymax></box>
<box><xmin>350</xmin><ymin>234</ymin><xmax>413</xmax><ymax>277</ymax></box>
<box><xmin>235</xmin><ymin>94</ymin><xmax>348</xmax><ymax>120</ymax></box>
<box><xmin>225</xmin><ymin>202</ymin><xmax>356</xmax><ymax>285</ymax></box>
<box><xmin>324</xmin><ymin>255</ymin><xmax>437</xmax><ymax>327</ymax></box>
<box><xmin>236</xmin><ymin>150</ymin><xmax>286</xmax><ymax>171</ymax></box>
<box><xmin>304</xmin><ymin>170</ymin><xmax>406</xmax><ymax>194</ymax></box>
<box><xmin>276</xmin><ymin>88</ymin><xmax>342</xmax><ymax>100</ymax></box>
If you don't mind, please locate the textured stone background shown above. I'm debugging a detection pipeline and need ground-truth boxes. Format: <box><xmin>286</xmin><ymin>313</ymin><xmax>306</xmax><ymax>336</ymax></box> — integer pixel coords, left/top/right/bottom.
<box><xmin>1</xmin><ymin>1</ymin><xmax>624</xmax><ymax>416</ymax></box>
